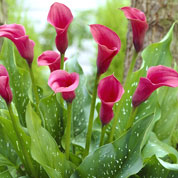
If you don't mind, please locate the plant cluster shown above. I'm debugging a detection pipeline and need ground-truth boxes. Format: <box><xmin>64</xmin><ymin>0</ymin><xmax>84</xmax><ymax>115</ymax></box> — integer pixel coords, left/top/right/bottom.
<box><xmin>0</xmin><ymin>2</ymin><xmax>178</xmax><ymax>178</ymax></box>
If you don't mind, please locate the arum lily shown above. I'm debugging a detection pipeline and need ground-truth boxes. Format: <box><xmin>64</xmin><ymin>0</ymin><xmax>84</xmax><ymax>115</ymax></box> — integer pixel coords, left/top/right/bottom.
<box><xmin>121</xmin><ymin>7</ymin><xmax>148</xmax><ymax>52</ymax></box>
<box><xmin>38</xmin><ymin>51</ymin><xmax>67</xmax><ymax>72</ymax></box>
<box><xmin>48</xmin><ymin>70</ymin><xmax>79</xmax><ymax>103</ymax></box>
<box><xmin>0</xmin><ymin>24</ymin><xmax>35</xmax><ymax>65</ymax></box>
<box><xmin>98</xmin><ymin>74</ymin><xmax>124</xmax><ymax>125</ymax></box>
<box><xmin>133</xmin><ymin>65</ymin><xmax>178</xmax><ymax>107</ymax></box>
<box><xmin>90</xmin><ymin>24</ymin><xmax>121</xmax><ymax>75</ymax></box>
<box><xmin>47</xmin><ymin>2</ymin><xmax>73</xmax><ymax>55</ymax></box>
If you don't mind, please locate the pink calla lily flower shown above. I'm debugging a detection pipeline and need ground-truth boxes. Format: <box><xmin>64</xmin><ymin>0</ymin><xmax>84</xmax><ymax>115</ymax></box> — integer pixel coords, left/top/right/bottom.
<box><xmin>0</xmin><ymin>65</ymin><xmax>13</xmax><ymax>104</ymax></box>
<box><xmin>0</xmin><ymin>24</ymin><xmax>35</xmax><ymax>64</ymax></box>
<box><xmin>98</xmin><ymin>74</ymin><xmax>124</xmax><ymax>125</ymax></box>
<box><xmin>90</xmin><ymin>24</ymin><xmax>121</xmax><ymax>75</ymax></box>
<box><xmin>132</xmin><ymin>65</ymin><xmax>178</xmax><ymax>107</ymax></box>
<box><xmin>37</xmin><ymin>51</ymin><xmax>67</xmax><ymax>72</ymax></box>
<box><xmin>121</xmin><ymin>7</ymin><xmax>148</xmax><ymax>52</ymax></box>
<box><xmin>48</xmin><ymin>70</ymin><xmax>79</xmax><ymax>103</ymax></box>
<box><xmin>47</xmin><ymin>2</ymin><xmax>73</xmax><ymax>54</ymax></box>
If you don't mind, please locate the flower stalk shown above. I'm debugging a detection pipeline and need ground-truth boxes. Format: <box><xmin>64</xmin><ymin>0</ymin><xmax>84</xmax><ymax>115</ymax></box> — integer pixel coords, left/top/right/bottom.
<box><xmin>125</xmin><ymin>107</ymin><xmax>138</xmax><ymax>130</ymax></box>
<box><xmin>99</xmin><ymin>125</ymin><xmax>107</xmax><ymax>147</ymax></box>
<box><xmin>29</xmin><ymin>64</ymin><xmax>40</xmax><ymax>105</ymax></box>
<box><xmin>60</xmin><ymin>53</ymin><xmax>65</xmax><ymax>70</ymax></box>
<box><xmin>84</xmin><ymin>73</ymin><xmax>100</xmax><ymax>157</ymax></box>
<box><xmin>108</xmin><ymin>100</ymin><xmax>123</xmax><ymax>142</ymax></box>
<box><xmin>59</xmin><ymin>53</ymin><xmax>65</xmax><ymax>108</ymax></box>
<box><xmin>124</xmin><ymin>49</ymin><xmax>138</xmax><ymax>86</ymax></box>
<box><xmin>65</xmin><ymin>102</ymin><xmax>72</xmax><ymax>160</ymax></box>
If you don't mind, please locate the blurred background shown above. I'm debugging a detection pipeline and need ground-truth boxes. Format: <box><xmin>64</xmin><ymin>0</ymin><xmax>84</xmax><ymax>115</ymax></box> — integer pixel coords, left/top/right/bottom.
<box><xmin>0</xmin><ymin>0</ymin><xmax>178</xmax><ymax>84</ymax></box>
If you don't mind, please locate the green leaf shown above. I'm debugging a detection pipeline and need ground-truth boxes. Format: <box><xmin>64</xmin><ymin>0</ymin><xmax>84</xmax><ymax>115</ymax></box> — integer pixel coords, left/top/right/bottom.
<box><xmin>26</xmin><ymin>103</ymin><xmax>75</xmax><ymax>178</ymax></box>
<box><xmin>142</xmin><ymin>132</ymin><xmax>178</xmax><ymax>161</ymax></box>
<box><xmin>65</xmin><ymin>57</ymin><xmax>91</xmax><ymax>150</ymax></box>
<box><xmin>0</xmin><ymin>108</ymin><xmax>38</xmax><ymax>177</ymax></box>
<box><xmin>0</xmin><ymin>169</ymin><xmax>13</xmax><ymax>178</ymax></box>
<box><xmin>154</xmin><ymin>87</ymin><xmax>178</xmax><ymax>142</ymax></box>
<box><xmin>140</xmin><ymin>132</ymin><xmax>178</xmax><ymax>176</ymax></box>
<box><xmin>172</xmin><ymin>123</ymin><xmax>178</xmax><ymax>148</ymax></box>
<box><xmin>138</xmin><ymin>156</ymin><xmax>178</xmax><ymax>177</ymax></box>
<box><xmin>141</xmin><ymin>22</ymin><xmax>175</xmax><ymax>68</ymax></box>
<box><xmin>0</xmin><ymin>97</ymin><xmax>6</xmax><ymax>110</ymax></box>
<box><xmin>0</xmin><ymin>116</ymin><xmax>31</xmax><ymax>167</ymax></box>
<box><xmin>71</xmin><ymin>111</ymin><xmax>159</xmax><ymax>178</ymax></box>
<box><xmin>39</xmin><ymin>94</ymin><xmax>64</xmax><ymax>146</ymax></box>
<box><xmin>0</xmin><ymin>39</ymin><xmax>30</xmax><ymax>126</ymax></box>
<box><xmin>0</xmin><ymin>125</ymin><xmax>18</xmax><ymax>168</ymax></box>
<box><xmin>158</xmin><ymin>157</ymin><xmax>178</xmax><ymax>171</ymax></box>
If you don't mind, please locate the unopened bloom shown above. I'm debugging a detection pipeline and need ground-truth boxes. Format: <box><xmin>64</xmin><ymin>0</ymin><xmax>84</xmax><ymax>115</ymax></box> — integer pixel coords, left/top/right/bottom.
<box><xmin>121</xmin><ymin>7</ymin><xmax>148</xmax><ymax>52</ymax></box>
<box><xmin>132</xmin><ymin>65</ymin><xmax>178</xmax><ymax>107</ymax></box>
<box><xmin>0</xmin><ymin>24</ymin><xmax>35</xmax><ymax>64</ymax></box>
<box><xmin>37</xmin><ymin>51</ymin><xmax>67</xmax><ymax>72</ymax></box>
<box><xmin>90</xmin><ymin>24</ymin><xmax>121</xmax><ymax>75</ymax></box>
<box><xmin>47</xmin><ymin>2</ymin><xmax>73</xmax><ymax>54</ymax></box>
<box><xmin>0</xmin><ymin>65</ymin><xmax>13</xmax><ymax>104</ymax></box>
<box><xmin>98</xmin><ymin>74</ymin><xmax>124</xmax><ymax>125</ymax></box>
<box><xmin>48</xmin><ymin>70</ymin><xmax>79</xmax><ymax>102</ymax></box>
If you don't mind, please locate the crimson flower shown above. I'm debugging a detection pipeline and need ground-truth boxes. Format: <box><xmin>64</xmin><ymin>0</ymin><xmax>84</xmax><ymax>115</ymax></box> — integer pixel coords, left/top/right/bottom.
<box><xmin>48</xmin><ymin>70</ymin><xmax>79</xmax><ymax>103</ymax></box>
<box><xmin>0</xmin><ymin>24</ymin><xmax>35</xmax><ymax>65</ymax></box>
<box><xmin>98</xmin><ymin>74</ymin><xmax>124</xmax><ymax>125</ymax></box>
<box><xmin>0</xmin><ymin>65</ymin><xmax>13</xmax><ymax>104</ymax></box>
<box><xmin>37</xmin><ymin>51</ymin><xmax>67</xmax><ymax>72</ymax></box>
<box><xmin>121</xmin><ymin>7</ymin><xmax>148</xmax><ymax>52</ymax></box>
<box><xmin>47</xmin><ymin>2</ymin><xmax>73</xmax><ymax>54</ymax></box>
<box><xmin>90</xmin><ymin>24</ymin><xmax>121</xmax><ymax>75</ymax></box>
<box><xmin>132</xmin><ymin>65</ymin><xmax>178</xmax><ymax>107</ymax></box>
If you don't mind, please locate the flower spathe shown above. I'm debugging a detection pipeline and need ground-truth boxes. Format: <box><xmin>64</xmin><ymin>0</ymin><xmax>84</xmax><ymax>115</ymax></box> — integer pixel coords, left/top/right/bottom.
<box><xmin>98</xmin><ymin>74</ymin><xmax>124</xmax><ymax>125</ymax></box>
<box><xmin>0</xmin><ymin>24</ymin><xmax>35</xmax><ymax>64</ymax></box>
<box><xmin>0</xmin><ymin>65</ymin><xmax>13</xmax><ymax>104</ymax></box>
<box><xmin>48</xmin><ymin>70</ymin><xmax>79</xmax><ymax>102</ymax></box>
<box><xmin>90</xmin><ymin>24</ymin><xmax>121</xmax><ymax>75</ymax></box>
<box><xmin>121</xmin><ymin>7</ymin><xmax>148</xmax><ymax>52</ymax></box>
<box><xmin>47</xmin><ymin>2</ymin><xmax>73</xmax><ymax>54</ymax></box>
<box><xmin>37</xmin><ymin>51</ymin><xmax>67</xmax><ymax>72</ymax></box>
<box><xmin>132</xmin><ymin>65</ymin><xmax>178</xmax><ymax>107</ymax></box>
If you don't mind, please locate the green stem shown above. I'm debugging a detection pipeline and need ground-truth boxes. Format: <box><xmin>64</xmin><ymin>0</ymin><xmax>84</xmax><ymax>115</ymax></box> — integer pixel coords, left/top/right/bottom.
<box><xmin>8</xmin><ymin>104</ymin><xmax>37</xmax><ymax>178</ymax></box>
<box><xmin>60</xmin><ymin>53</ymin><xmax>65</xmax><ymax>108</ymax></box>
<box><xmin>60</xmin><ymin>53</ymin><xmax>65</xmax><ymax>70</ymax></box>
<box><xmin>29</xmin><ymin>65</ymin><xmax>39</xmax><ymax>105</ymax></box>
<box><xmin>65</xmin><ymin>102</ymin><xmax>72</xmax><ymax>160</ymax></box>
<box><xmin>126</xmin><ymin>107</ymin><xmax>138</xmax><ymax>130</ymax></box>
<box><xmin>84</xmin><ymin>73</ymin><xmax>100</xmax><ymax>157</ymax></box>
<box><xmin>124</xmin><ymin>50</ymin><xmax>138</xmax><ymax>86</ymax></box>
<box><xmin>108</xmin><ymin>100</ymin><xmax>123</xmax><ymax>142</ymax></box>
<box><xmin>99</xmin><ymin>125</ymin><xmax>107</xmax><ymax>147</ymax></box>
<box><xmin>59</xmin><ymin>94</ymin><xmax>64</xmax><ymax>108</ymax></box>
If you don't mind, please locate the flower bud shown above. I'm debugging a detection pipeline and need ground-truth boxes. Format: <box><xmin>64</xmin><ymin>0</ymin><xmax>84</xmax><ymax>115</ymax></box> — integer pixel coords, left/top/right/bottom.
<box><xmin>47</xmin><ymin>2</ymin><xmax>73</xmax><ymax>54</ymax></box>
<box><xmin>98</xmin><ymin>74</ymin><xmax>124</xmax><ymax>125</ymax></box>
<box><xmin>121</xmin><ymin>7</ymin><xmax>148</xmax><ymax>52</ymax></box>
